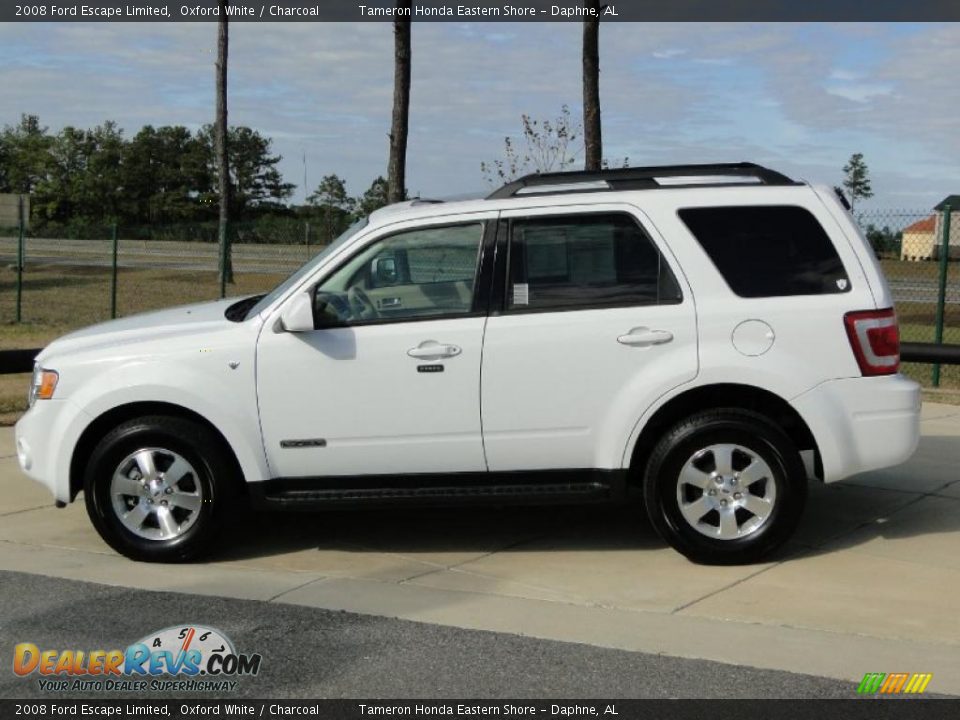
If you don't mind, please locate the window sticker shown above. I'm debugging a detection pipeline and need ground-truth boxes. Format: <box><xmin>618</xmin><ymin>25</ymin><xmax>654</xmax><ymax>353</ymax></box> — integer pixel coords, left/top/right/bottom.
<box><xmin>513</xmin><ymin>283</ymin><xmax>530</xmax><ymax>305</ymax></box>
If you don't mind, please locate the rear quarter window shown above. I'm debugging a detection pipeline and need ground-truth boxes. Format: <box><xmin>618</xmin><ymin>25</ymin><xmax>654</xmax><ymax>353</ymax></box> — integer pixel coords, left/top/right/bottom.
<box><xmin>678</xmin><ymin>205</ymin><xmax>850</xmax><ymax>298</ymax></box>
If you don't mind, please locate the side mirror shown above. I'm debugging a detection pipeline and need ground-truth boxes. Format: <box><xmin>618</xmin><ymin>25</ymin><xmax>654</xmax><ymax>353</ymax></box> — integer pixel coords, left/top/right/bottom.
<box><xmin>372</xmin><ymin>256</ymin><xmax>398</xmax><ymax>285</ymax></box>
<box><xmin>279</xmin><ymin>291</ymin><xmax>315</xmax><ymax>333</ymax></box>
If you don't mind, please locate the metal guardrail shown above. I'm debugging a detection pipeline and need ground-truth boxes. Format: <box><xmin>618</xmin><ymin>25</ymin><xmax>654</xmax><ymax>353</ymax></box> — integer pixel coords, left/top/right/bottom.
<box><xmin>901</xmin><ymin>342</ymin><xmax>960</xmax><ymax>365</ymax></box>
<box><xmin>1</xmin><ymin>344</ymin><xmax>959</xmax><ymax>376</ymax></box>
<box><xmin>0</xmin><ymin>348</ymin><xmax>39</xmax><ymax>374</ymax></box>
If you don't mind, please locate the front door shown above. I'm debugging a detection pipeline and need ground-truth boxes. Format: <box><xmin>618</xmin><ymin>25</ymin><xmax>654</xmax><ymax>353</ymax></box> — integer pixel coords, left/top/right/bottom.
<box><xmin>256</xmin><ymin>216</ymin><xmax>495</xmax><ymax>479</ymax></box>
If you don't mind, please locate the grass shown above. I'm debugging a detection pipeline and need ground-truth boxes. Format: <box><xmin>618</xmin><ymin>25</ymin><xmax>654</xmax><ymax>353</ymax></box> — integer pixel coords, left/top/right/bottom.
<box><xmin>0</xmin><ymin>263</ymin><xmax>286</xmax><ymax>422</ymax></box>
<box><xmin>0</xmin><ymin>263</ymin><xmax>284</xmax><ymax>333</ymax></box>
<box><xmin>879</xmin><ymin>257</ymin><xmax>960</xmax><ymax>283</ymax></box>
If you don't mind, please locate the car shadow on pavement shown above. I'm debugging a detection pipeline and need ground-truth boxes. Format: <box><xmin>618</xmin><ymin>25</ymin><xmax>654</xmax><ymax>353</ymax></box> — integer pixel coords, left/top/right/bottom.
<box><xmin>777</xmin><ymin>434</ymin><xmax>960</xmax><ymax>560</ymax></box>
<box><xmin>215</xmin><ymin>433</ymin><xmax>960</xmax><ymax>566</ymax></box>
<box><xmin>216</xmin><ymin>501</ymin><xmax>666</xmax><ymax>562</ymax></box>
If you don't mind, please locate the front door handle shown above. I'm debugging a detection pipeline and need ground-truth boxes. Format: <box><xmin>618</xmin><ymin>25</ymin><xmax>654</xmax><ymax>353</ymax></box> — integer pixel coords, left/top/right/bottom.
<box><xmin>407</xmin><ymin>341</ymin><xmax>462</xmax><ymax>359</ymax></box>
<box><xmin>617</xmin><ymin>327</ymin><xmax>674</xmax><ymax>347</ymax></box>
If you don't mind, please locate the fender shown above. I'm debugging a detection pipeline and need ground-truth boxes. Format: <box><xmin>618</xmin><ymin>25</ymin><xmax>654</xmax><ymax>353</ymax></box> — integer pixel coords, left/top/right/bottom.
<box><xmin>618</xmin><ymin>367</ymin><xmax>829</xmax><ymax>469</ymax></box>
<box><xmin>62</xmin><ymin>358</ymin><xmax>270</xmax><ymax>491</ymax></box>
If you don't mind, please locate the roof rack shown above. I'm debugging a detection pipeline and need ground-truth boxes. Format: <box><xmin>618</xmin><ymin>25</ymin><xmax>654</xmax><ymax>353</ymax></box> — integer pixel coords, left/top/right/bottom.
<box><xmin>485</xmin><ymin>162</ymin><xmax>798</xmax><ymax>200</ymax></box>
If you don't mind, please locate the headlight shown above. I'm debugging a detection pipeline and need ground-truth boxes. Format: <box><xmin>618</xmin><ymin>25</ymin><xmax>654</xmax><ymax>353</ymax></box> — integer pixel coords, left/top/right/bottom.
<box><xmin>28</xmin><ymin>366</ymin><xmax>58</xmax><ymax>407</ymax></box>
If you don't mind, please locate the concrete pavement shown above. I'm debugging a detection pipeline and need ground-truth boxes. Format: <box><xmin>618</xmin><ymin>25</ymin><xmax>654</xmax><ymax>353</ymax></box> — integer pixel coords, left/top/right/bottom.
<box><xmin>1</xmin><ymin>570</ymin><xmax>858</xmax><ymax>699</ymax></box>
<box><xmin>1</xmin><ymin>403</ymin><xmax>959</xmax><ymax>695</ymax></box>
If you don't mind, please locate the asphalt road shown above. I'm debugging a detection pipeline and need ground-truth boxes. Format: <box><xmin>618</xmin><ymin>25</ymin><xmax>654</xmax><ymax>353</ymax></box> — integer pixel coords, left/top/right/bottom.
<box><xmin>0</xmin><ymin>570</ymin><xmax>857</xmax><ymax>700</ymax></box>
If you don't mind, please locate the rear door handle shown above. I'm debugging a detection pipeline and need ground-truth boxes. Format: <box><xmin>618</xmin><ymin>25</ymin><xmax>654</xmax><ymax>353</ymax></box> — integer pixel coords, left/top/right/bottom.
<box><xmin>407</xmin><ymin>341</ymin><xmax>462</xmax><ymax>359</ymax></box>
<box><xmin>379</xmin><ymin>297</ymin><xmax>402</xmax><ymax>308</ymax></box>
<box><xmin>617</xmin><ymin>327</ymin><xmax>674</xmax><ymax>347</ymax></box>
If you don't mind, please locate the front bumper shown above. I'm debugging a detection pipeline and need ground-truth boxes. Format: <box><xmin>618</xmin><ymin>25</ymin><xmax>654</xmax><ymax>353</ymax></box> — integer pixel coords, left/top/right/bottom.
<box><xmin>792</xmin><ymin>374</ymin><xmax>921</xmax><ymax>483</ymax></box>
<box><xmin>15</xmin><ymin>398</ymin><xmax>89</xmax><ymax>504</ymax></box>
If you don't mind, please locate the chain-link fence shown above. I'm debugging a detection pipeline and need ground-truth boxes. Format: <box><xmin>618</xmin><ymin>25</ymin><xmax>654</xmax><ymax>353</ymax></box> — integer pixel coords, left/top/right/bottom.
<box><xmin>0</xmin><ymin>208</ymin><xmax>958</xmax><ymax>388</ymax></box>
<box><xmin>855</xmin><ymin>206</ymin><xmax>959</xmax><ymax>389</ymax></box>
<box><xmin>0</xmin><ymin>221</ymin><xmax>324</xmax><ymax>345</ymax></box>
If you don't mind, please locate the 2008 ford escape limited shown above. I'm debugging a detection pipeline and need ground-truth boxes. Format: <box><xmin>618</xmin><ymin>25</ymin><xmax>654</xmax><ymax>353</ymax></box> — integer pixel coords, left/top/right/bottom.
<box><xmin>16</xmin><ymin>163</ymin><xmax>921</xmax><ymax>564</ymax></box>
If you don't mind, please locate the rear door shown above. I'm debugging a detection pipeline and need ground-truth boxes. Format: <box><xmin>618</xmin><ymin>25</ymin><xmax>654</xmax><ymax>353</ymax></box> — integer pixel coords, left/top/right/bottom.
<box><xmin>480</xmin><ymin>203</ymin><xmax>699</xmax><ymax>472</ymax></box>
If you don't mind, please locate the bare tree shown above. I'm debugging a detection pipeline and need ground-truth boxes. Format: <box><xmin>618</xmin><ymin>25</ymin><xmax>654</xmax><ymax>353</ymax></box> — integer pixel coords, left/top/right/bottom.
<box><xmin>387</xmin><ymin>0</ymin><xmax>412</xmax><ymax>204</ymax></box>
<box><xmin>215</xmin><ymin>0</ymin><xmax>233</xmax><ymax>286</ymax></box>
<box><xmin>481</xmin><ymin>106</ymin><xmax>582</xmax><ymax>185</ymax></box>
<box><xmin>582</xmin><ymin>0</ymin><xmax>602</xmax><ymax>171</ymax></box>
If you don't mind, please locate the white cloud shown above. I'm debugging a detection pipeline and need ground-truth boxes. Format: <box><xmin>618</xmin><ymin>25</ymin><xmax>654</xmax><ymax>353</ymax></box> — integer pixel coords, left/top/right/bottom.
<box><xmin>652</xmin><ymin>48</ymin><xmax>686</xmax><ymax>59</ymax></box>
<box><xmin>825</xmin><ymin>82</ymin><xmax>893</xmax><ymax>102</ymax></box>
<box><xmin>0</xmin><ymin>21</ymin><xmax>957</xmax><ymax>208</ymax></box>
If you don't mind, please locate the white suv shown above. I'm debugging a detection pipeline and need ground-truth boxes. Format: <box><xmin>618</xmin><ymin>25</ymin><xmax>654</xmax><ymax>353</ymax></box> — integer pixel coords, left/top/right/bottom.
<box><xmin>16</xmin><ymin>163</ymin><xmax>920</xmax><ymax>564</ymax></box>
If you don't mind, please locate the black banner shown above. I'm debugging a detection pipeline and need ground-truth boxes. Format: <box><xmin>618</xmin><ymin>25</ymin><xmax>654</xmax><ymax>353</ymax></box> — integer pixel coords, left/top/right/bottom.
<box><xmin>2</xmin><ymin>700</ymin><xmax>960</xmax><ymax>719</ymax></box>
<box><xmin>4</xmin><ymin>0</ymin><xmax>960</xmax><ymax>23</ymax></box>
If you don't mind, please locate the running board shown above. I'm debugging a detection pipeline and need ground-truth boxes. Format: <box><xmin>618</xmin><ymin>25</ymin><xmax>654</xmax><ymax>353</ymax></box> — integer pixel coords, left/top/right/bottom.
<box><xmin>249</xmin><ymin>470</ymin><xmax>627</xmax><ymax>510</ymax></box>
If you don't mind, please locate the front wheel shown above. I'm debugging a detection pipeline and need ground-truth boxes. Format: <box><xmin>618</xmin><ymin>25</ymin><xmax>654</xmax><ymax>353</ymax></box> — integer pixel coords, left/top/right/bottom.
<box><xmin>643</xmin><ymin>409</ymin><xmax>806</xmax><ymax>565</ymax></box>
<box><xmin>83</xmin><ymin>415</ymin><xmax>237</xmax><ymax>562</ymax></box>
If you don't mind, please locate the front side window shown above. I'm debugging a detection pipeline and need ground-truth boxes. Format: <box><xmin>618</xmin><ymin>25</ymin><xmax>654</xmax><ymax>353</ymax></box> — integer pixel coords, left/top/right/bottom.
<box><xmin>313</xmin><ymin>222</ymin><xmax>483</xmax><ymax>326</ymax></box>
<box><xmin>678</xmin><ymin>205</ymin><xmax>850</xmax><ymax>298</ymax></box>
<box><xmin>506</xmin><ymin>213</ymin><xmax>681</xmax><ymax>312</ymax></box>
<box><xmin>244</xmin><ymin>217</ymin><xmax>368</xmax><ymax>320</ymax></box>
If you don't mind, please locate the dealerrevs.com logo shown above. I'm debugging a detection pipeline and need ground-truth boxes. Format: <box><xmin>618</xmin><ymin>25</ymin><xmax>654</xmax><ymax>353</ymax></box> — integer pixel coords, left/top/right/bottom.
<box><xmin>13</xmin><ymin>625</ymin><xmax>262</xmax><ymax>693</ymax></box>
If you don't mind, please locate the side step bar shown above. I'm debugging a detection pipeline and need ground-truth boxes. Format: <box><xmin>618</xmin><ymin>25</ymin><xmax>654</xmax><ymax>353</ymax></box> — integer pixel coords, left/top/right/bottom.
<box><xmin>249</xmin><ymin>470</ymin><xmax>628</xmax><ymax>511</ymax></box>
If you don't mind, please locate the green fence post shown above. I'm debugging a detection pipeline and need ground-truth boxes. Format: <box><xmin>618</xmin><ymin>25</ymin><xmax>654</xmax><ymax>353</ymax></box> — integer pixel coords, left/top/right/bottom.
<box><xmin>932</xmin><ymin>203</ymin><xmax>952</xmax><ymax>387</ymax></box>
<box><xmin>15</xmin><ymin>195</ymin><xmax>24</xmax><ymax>324</ymax></box>
<box><xmin>305</xmin><ymin>221</ymin><xmax>310</xmax><ymax>247</ymax></box>
<box><xmin>110</xmin><ymin>223</ymin><xmax>119</xmax><ymax>319</ymax></box>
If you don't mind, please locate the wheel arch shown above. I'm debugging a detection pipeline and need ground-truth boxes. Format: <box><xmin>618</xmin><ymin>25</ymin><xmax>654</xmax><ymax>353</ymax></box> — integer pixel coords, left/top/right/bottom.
<box><xmin>628</xmin><ymin>383</ymin><xmax>820</xmax><ymax>483</ymax></box>
<box><xmin>69</xmin><ymin>401</ymin><xmax>247</xmax><ymax>502</ymax></box>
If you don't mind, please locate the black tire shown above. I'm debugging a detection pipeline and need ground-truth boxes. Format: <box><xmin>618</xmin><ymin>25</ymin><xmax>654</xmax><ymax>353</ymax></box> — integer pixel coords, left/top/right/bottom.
<box><xmin>83</xmin><ymin>415</ymin><xmax>238</xmax><ymax>562</ymax></box>
<box><xmin>643</xmin><ymin>408</ymin><xmax>806</xmax><ymax>565</ymax></box>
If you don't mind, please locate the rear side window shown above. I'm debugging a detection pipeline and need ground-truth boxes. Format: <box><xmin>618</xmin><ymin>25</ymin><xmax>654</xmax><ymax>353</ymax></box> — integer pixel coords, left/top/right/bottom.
<box><xmin>678</xmin><ymin>206</ymin><xmax>850</xmax><ymax>297</ymax></box>
<box><xmin>506</xmin><ymin>213</ymin><xmax>682</xmax><ymax>311</ymax></box>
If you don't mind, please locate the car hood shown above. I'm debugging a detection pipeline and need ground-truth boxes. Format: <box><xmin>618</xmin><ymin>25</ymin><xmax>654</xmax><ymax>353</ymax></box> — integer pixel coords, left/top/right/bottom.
<box><xmin>36</xmin><ymin>298</ymin><xmax>246</xmax><ymax>365</ymax></box>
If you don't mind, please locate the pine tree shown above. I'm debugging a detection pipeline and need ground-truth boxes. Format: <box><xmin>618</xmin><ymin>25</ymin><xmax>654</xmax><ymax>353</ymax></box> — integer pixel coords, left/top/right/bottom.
<box><xmin>842</xmin><ymin>153</ymin><xmax>873</xmax><ymax>212</ymax></box>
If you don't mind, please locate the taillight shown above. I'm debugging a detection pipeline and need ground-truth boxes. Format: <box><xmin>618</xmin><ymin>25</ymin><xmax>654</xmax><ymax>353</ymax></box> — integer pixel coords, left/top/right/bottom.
<box><xmin>844</xmin><ymin>308</ymin><xmax>900</xmax><ymax>376</ymax></box>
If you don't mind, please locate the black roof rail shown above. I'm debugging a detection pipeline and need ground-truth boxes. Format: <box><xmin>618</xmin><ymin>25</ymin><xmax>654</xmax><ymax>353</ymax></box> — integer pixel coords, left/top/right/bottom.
<box><xmin>486</xmin><ymin>162</ymin><xmax>798</xmax><ymax>200</ymax></box>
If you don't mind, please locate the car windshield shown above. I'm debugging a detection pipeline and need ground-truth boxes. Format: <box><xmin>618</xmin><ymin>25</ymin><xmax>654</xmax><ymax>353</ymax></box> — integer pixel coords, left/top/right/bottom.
<box><xmin>243</xmin><ymin>217</ymin><xmax>369</xmax><ymax>320</ymax></box>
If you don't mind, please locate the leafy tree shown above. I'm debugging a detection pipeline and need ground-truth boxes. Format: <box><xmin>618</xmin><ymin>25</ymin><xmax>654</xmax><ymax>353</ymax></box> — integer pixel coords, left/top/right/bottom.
<box><xmin>864</xmin><ymin>224</ymin><xmax>901</xmax><ymax>257</ymax></box>
<box><xmin>82</xmin><ymin>122</ymin><xmax>126</xmax><ymax>222</ymax></box>
<box><xmin>32</xmin><ymin>122</ymin><xmax>125</xmax><ymax>225</ymax></box>
<box><xmin>0</xmin><ymin>113</ymin><xmax>298</xmax><ymax>230</ymax></box>
<box><xmin>1</xmin><ymin>114</ymin><xmax>53</xmax><ymax>195</ymax></box>
<box><xmin>33</xmin><ymin>126</ymin><xmax>86</xmax><ymax>224</ymax></box>
<box><xmin>842</xmin><ymin>153</ymin><xmax>873</xmax><ymax>212</ymax></box>
<box><xmin>387</xmin><ymin>0</ymin><xmax>412</xmax><ymax>205</ymax></box>
<box><xmin>356</xmin><ymin>176</ymin><xmax>390</xmax><ymax>216</ymax></box>
<box><xmin>582</xmin><ymin>0</ymin><xmax>602</xmax><ymax>171</ymax></box>
<box><xmin>0</xmin><ymin>133</ymin><xmax>9</xmax><ymax>193</ymax></box>
<box><xmin>307</xmin><ymin>174</ymin><xmax>356</xmax><ymax>241</ymax></box>
<box><xmin>308</xmin><ymin>174</ymin><xmax>353</xmax><ymax>212</ymax></box>
<box><xmin>196</xmin><ymin>125</ymin><xmax>294</xmax><ymax>217</ymax></box>
<box><xmin>122</xmin><ymin>125</ymin><xmax>210</xmax><ymax>224</ymax></box>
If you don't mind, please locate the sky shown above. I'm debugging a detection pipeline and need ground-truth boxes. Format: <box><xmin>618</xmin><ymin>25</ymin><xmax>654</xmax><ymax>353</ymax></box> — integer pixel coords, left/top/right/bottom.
<box><xmin>0</xmin><ymin>21</ymin><xmax>958</xmax><ymax>209</ymax></box>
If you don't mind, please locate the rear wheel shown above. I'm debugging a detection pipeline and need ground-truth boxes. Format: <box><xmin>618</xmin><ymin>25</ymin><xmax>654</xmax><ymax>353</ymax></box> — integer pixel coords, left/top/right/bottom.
<box><xmin>643</xmin><ymin>409</ymin><xmax>806</xmax><ymax>564</ymax></box>
<box><xmin>83</xmin><ymin>415</ymin><xmax>237</xmax><ymax>562</ymax></box>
